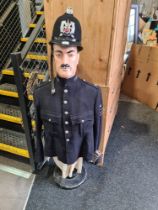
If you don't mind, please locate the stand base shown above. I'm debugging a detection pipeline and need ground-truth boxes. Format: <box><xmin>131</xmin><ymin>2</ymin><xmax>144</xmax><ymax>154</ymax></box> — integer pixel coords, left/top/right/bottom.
<box><xmin>53</xmin><ymin>165</ymin><xmax>87</xmax><ymax>189</ymax></box>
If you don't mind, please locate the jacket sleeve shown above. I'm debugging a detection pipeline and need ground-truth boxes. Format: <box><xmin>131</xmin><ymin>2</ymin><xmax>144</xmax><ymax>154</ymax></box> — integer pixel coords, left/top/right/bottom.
<box><xmin>33</xmin><ymin>89</ymin><xmax>44</xmax><ymax>163</ymax></box>
<box><xmin>93</xmin><ymin>87</ymin><xmax>103</xmax><ymax>151</ymax></box>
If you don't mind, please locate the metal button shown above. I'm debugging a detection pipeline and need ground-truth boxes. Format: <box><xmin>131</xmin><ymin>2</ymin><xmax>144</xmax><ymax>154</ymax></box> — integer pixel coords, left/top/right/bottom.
<box><xmin>64</xmin><ymin>89</ymin><xmax>68</xmax><ymax>93</ymax></box>
<box><xmin>81</xmin><ymin>119</ymin><xmax>85</xmax><ymax>123</ymax></box>
<box><xmin>64</xmin><ymin>111</ymin><xmax>69</xmax><ymax>115</ymax></box>
<box><xmin>48</xmin><ymin>118</ymin><xmax>51</xmax><ymax>122</ymax></box>
<box><xmin>63</xmin><ymin>100</ymin><xmax>68</xmax><ymax>104</ymax></box>
<box><xmin>66</xmin><ymin>138</ymin><xmax>70</xmax><ymax>142</ymax></box>
<box><xmin>65</xmin><ymin>121</ymin><xmax>69</xmax><ymax>125</ymax></box>
<box><xmin>65</xmin><ymin>130</ymin><xmax>69</xmax><ymax>134</ymax></box>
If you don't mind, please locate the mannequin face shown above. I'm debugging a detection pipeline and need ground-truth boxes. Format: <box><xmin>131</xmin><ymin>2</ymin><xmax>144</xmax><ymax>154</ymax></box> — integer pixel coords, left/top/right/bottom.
<box><xmin>53</xmin><ymin>45</ymin><xmax>80</xmax><ymax>79</ymax></box>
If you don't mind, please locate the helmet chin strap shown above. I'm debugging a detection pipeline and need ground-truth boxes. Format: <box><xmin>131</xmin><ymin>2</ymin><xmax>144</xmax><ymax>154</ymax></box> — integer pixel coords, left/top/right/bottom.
<box><xmin>50</xmin><ymin>50</ymin><xmax>56</xmax><ymax>94</ymax></box>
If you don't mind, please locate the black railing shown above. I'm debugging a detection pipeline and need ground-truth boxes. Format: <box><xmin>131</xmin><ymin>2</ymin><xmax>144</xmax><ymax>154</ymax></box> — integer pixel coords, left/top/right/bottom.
<box><xmin>11</xmin><ymin>14</ymin><xmax>45</xmax><ymax>172</ymax></box>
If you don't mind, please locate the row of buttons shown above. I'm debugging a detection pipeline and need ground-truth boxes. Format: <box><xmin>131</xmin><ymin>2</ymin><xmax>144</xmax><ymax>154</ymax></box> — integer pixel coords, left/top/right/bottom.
<box><xmin>63</xmin><ymin>88</ymin><xmax>70</xmax><ymax>144</ymax></box>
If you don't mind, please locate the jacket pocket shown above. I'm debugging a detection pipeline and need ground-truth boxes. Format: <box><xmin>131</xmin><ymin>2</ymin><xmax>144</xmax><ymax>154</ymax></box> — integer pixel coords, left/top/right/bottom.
<box><xmin>40</xmin><ymin>112</ymin><xmax>61</xmax><ymax>124</ymax></box>
<box><xmin>70</xmin><ymin>111</ymin><xmax>94</xmax><ymax>136</ymax></box>
<box><xmin>41</xmin><ymin>113</ymin><xmax>61</xmax><ymax>136</ymax></box>
<box><xmin>70</xmin><ymin>111</ymin><xmax>94</xmax><ymax>125</ymax></box>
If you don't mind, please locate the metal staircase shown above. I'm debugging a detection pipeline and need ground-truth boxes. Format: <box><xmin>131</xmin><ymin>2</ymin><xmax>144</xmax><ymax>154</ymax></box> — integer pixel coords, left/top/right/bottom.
<box><xmin>0</xmin><ymin>1</ymin><xmax>48</xmax><ymax>170</ymax></box>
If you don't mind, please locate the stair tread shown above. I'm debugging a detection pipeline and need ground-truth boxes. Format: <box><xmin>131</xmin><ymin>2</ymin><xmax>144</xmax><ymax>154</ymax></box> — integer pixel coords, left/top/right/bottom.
<box><xmin>0</xmin><ymin>83</ymin><xmax>17</xmax><ymax>92</ymax></box>
<box><xmin>29</xmin><ymin>23</ymin><xmax>45</xmax><ymax>28</ymax></box>
<box><xmin>21</xmin><ymin>37</ymin><xmax>46</xmax><ymax>43</ymax></box>
<box><xmin>27</xmin><ymin>52</ymin><xmax>47</xmax><ymax>56</ymax></box>
<box><xmin>2</xmin><ymin>69</ymin><xmax>47</xmax><ymax>79</ymax></box>
<box><xmin>26</xmin><ymin>54</ymin><xmax>48</xmax><ymax>61</ymax></box>
<box><xmin>0</xmin><ymin>128</ymin><xmax>27</xmax><ymax>149</ymax></box>
<box><xmin>0</xmin><ymin>103</ymin><xmax>21</xmax><ymax>118</ymax></box>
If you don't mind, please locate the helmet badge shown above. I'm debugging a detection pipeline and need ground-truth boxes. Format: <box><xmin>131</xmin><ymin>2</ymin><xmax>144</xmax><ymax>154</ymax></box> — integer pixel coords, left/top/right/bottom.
<box><xmin>60</xmin><ymin>20</ymin><xmax>76</xmax><ymax>40</ymax></box>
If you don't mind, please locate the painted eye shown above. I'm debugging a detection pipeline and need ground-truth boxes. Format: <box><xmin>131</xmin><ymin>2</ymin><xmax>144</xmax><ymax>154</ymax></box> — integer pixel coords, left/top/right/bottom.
<box><xmin>55</xmin><ymin>53</ymin><xmax>62</xmax><ymax>58</ymax></box>
<box><xmin>69</xmin><ymin>53</ymin><xmax>74</xmax><ymax>57</ymax></box>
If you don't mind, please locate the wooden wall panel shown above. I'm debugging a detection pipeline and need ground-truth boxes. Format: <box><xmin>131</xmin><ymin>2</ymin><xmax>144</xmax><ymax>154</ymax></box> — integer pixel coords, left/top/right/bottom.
<box><xmin>99</xmin><ymin>0</ymin><xmax>131</xmax><ymax>157</ymax></box>
<box><xmin>107</xmin><ymin>0</ymin><xmax>131</xmax><ymax>86</ymax></box>
<box><xmin>99</xmin><ymin>86</ymin><xmax>109</xmax><ymax>157</ymax></box>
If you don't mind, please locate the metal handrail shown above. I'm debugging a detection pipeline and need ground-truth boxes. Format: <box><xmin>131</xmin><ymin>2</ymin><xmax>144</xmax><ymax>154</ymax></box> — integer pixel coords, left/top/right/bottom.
<box><xmin>21</xmin><ymin>14</ymin><xmax>44</xmax><ymax>60</ymax></box>
<box><xmin>11</xmin><ymin>10</ymin><xmax>45</xmax><ymax>172</ymax></box>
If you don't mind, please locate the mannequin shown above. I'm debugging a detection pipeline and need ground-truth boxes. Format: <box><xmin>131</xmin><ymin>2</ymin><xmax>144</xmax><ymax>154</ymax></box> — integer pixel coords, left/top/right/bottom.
<box><xmin>34</xmin><ymin>8</ymin><xmax>103</xmax><ymax>189</ymax></box>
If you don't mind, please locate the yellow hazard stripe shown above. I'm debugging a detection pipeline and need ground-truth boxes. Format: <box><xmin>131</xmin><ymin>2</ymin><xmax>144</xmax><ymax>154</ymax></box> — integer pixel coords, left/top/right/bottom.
<box><xmin>28</xmin><ymin>95</ymin><xmax>33</xmax><ymax>101</ymax></box>
<box><xmin>36</xmin><ymin>11</ymin><xmax>44</xmax><ymax>15</ymax></box>
<box><xmin>1</xmin><ymin>69</ymin><xmax>14</xmax><ymax>76</ymax></box>
<box><xmin>0</xmin><ymin>90</ymin><xmax>18</xmax><ymax>98</ymax></box>
<box><xmin>21</xmin><ymin>37</ymin><xmax>47</xmax><ymax>43</ymax></box>
<box><xmin>0</xmin><ymin>143</ymin><xmax>29</xmax><ymax>158</ymax></box>
<box><xmin>0</xmin><ymin>112</ymin><xmax>35</xmax><ymax>127</ymax></box>
<box><xmin>29</xmin><ymin>23</ymin><xmax>45</xmax><ymax>28</ymax></box>
<box><xmin>24</xmin><ymin>72</ymin><xmax>45</xmax><ymax>80</ymax></box>
<box><xmin>26</xmin><ymin>54</ymin><xmax>48</xmax><ymax>61</ymax></box>
<box><xmin>0</xmin><ymin>113</ymin><xmax>22</xmax><ymax>124</ymax></box>
<box><xmin>32</xmin><ymin>120</ymin><xmax>35</xmax><ymax>127</ymax></box>
<box><xmin>2</xmin><ymin>69</ymin><xmax>45</xmax><ymax>80</ymax></box>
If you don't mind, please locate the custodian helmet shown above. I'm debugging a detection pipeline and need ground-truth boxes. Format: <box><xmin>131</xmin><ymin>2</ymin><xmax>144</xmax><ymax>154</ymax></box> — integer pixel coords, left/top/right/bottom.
<box><xmin>49</xmin><ymin>7</ymin><xmax>83</xmax><ymax>51</ymax></box>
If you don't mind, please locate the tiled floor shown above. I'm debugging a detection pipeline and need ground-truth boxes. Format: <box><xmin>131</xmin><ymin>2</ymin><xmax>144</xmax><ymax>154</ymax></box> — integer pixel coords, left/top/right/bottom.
<box><xmin>0</xmin><ymin>156</ymin><xmax>35</xmax><ymax>210</ymax></box>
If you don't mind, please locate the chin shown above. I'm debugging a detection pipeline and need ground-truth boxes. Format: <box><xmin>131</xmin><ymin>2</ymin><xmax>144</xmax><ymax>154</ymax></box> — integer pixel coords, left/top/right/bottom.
<box><xmin>59</xmin><ymin>73</ymin><xmax>74</xmax><ymax>79</ymax></box>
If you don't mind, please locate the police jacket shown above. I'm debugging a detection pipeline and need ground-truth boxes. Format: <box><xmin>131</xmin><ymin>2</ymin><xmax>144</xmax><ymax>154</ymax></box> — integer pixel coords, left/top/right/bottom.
<box><xmin>33</xmin><ymin>75</ymin><xmax>102</xmax><ymax>164</ymax></box>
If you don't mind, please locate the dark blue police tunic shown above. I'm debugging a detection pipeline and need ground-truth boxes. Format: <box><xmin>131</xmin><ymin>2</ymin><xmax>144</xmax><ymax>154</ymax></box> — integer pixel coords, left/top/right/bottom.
<box><xmin>34</xmin><ymin>75</ymin><xmax>102</xmax><ymax>164</ymax></box>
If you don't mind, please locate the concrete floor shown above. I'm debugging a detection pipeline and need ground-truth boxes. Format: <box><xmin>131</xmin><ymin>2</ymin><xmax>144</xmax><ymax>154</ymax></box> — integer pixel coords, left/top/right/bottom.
<box><xmin>0</xmin><ymin>156</ymin><xmax>35</xmax><ymax>210</ymax></box>
<box><xmin>0</xmin><ymin>94</ymin><xmax>157</xmax><ymax>210</ymax></box>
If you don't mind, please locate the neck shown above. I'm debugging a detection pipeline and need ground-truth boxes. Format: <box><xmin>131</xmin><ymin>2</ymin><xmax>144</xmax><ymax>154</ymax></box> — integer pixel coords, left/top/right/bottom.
<box><xmin>56</xmin><ymin>75</ymin><xmax>77</xmax><ymax>85</ymax></box>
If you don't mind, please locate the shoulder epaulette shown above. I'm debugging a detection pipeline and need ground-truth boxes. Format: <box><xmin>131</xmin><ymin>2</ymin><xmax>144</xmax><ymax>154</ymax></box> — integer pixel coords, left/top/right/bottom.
<box><xmin>34</xmin><ymin>80</ymin><xmax>51</xmax><ymax>90</ymax></box>
<box><xmin>81</xmin><ymin>78</ymin><xmax>99</xmax><ymax>89</ymax></box>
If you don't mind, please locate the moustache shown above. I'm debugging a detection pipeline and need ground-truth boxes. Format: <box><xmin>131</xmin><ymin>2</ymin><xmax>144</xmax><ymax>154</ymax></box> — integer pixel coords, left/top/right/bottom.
<box><xmin>60</xmin><ymin>64</ymin><xmax>70</xmax><ymax>69</ymax></box>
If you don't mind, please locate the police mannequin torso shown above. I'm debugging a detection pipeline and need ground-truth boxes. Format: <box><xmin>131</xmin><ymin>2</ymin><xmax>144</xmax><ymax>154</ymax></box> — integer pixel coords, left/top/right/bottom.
<box><xmin>33</xmin><ymin>8</ymin><xmax>102</xmax><ymax>179</ymax></box>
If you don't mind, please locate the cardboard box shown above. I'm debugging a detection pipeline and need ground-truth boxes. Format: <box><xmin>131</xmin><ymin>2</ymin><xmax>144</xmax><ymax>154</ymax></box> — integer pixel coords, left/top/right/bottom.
<box><xmin>122</xmin><ymin>44</ymin><xmax>158</xmax><ymax>111</ymax></box>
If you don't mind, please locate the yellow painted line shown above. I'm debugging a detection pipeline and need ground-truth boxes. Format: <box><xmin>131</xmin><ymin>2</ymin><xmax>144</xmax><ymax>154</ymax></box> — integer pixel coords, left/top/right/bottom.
<box><xmin>32</xmin><ymin>120</ymin><xmax>35</xmax><ymax>127</ymax></box>
<box><xmin>0</xmin><ymin>143</ymin><xmax>29</xmax><ymax>158</ymax></box>
<box><xmin>0</xmin><ymin>90</ymin><xmax>18</xmax><ymax>98</ymax></box>
<box><xmin>24</xmin><ymin>72</ymin><xmax>45</xmax><ymax>80</ymax></box>
<box><xmin>28</xmin><ymin>95</ymin><xmax>33</xmax><ymax>101</ymax></box>
<box><xmin>38</xmin><ymin>75</ymin><xmax>44</xmax><ymax>80</ymax></box>
<box><xmin>0</xmin><ymin>108</ymin><xmax>35</xmax><ymax>127</ymax></box>
<box><xmin>2</xmin><ymin>69</ymin><xmax>14</xmax><ymax>76</ymax></box>
<box><xmin>29</xmin><ymin>23</ymin><xmax>45</xmax><ymax>28</ymax></box>
<box><xmin>0</xmin><ymin>113</ymin><xmax>22</xmax><ymax>124</ymax></box>
<box><xmin>2</xmin><ymin>69</ymin><xmax>45</xmax><ymax>80</ymax></box>
<box><xmin>36</xmin><ymin>11</ymin><xmax>44</xmax><ymax>15</ymax></box>
<box><xmin>24</xmin><ymin>72</ymin><xmax>30</xmax><ymax>78</ymax></box>
<box><xmin>26</xmin><ymin>54</ymin><xmax>48</xmax><ymax>61</ymax></box>
<box><xmin>21</xmin><ymin>37</ymin><xmax>47</xmax><ymax>43</ymax></box>
<box><xmin>37</xmin><ymin>74</ymin><xmax>45</xmax><ymax>80</ymax></box>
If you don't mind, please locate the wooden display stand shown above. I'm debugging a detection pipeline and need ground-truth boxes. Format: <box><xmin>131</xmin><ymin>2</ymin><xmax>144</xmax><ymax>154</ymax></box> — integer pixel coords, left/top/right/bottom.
<box><xmin>44</xmin><ymin>0</ymin><xmax>131</xmax><ymax>165</ymax></box>
<box><xmin>122</xmin><ymin>44</ymin><xmax>158</xmax><ymax>112</ymax></box>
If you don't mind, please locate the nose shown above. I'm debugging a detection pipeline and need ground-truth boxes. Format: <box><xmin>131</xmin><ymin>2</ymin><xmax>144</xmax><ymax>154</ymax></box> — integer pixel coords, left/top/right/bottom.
<box><xmin>62</xmin><ymin>54</ymin><xmax>68</xmax><ymax>64</ymax></box>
